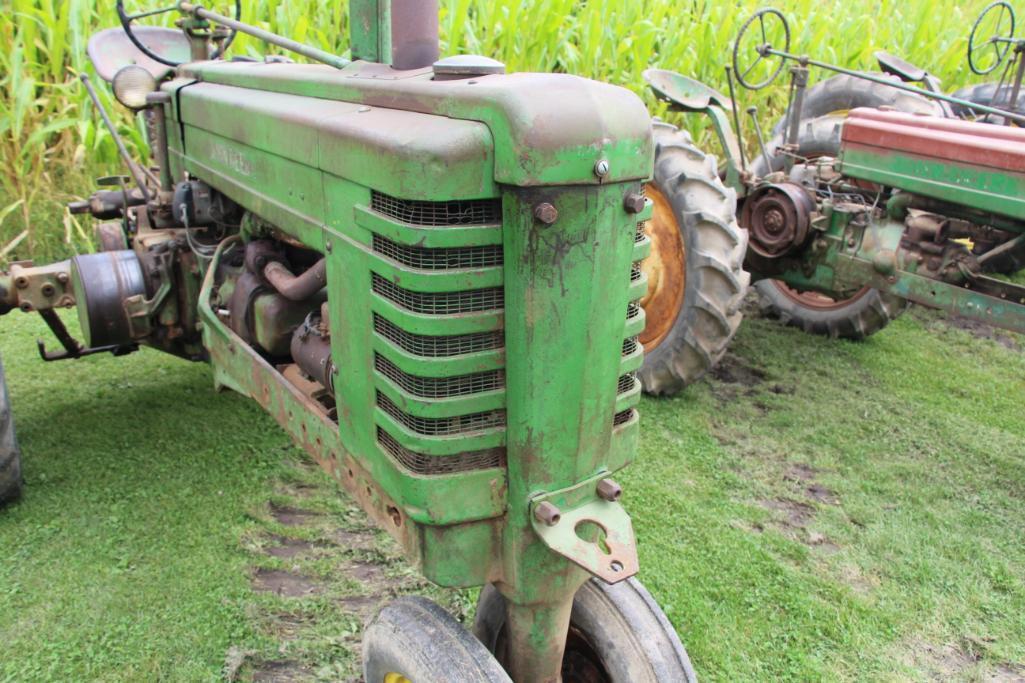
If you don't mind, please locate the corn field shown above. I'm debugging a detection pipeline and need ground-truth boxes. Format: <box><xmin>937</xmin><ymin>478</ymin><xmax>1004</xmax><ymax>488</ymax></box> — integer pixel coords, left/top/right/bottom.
<box><xmin>0</xmin><ymin>0</ymin><xmax>996</xmax><ymax>262</ymax></box>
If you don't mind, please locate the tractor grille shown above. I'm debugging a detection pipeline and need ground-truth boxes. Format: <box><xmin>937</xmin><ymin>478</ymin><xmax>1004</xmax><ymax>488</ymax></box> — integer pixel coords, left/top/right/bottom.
<box><xmin>371</xmin><ymin>191</ymin><xmax>502</xmax><ymax>226</ymax></box>
<box><xmin>635</xmin><ymin>221</ymin><xmax>646</xmax><ymax>243</ymax></box>
<box><xmin>373</xmin><ymin>314</ymin><xmax>503</xmax><ymax>357</ymax></box>
<box><xmin>613</xmin><ymin>409</ymin><xmax>636</xmax><ymax>427</ymax></box>
<box><xmin>627</xmin><ymin>302</ymin><xmax>641</xmax><ymax>320</ymax></box>
<box><xmin>378</xmin><ymin>392</ymin><xmax>506</xmax><ymax>436</ymax></box>
<box><xmin>618</xmin><ymin>374</ymin><xmax>637</xmax><ymax>394</ymax></box>
<box><xmin>631</xmin><ymin>264</ymin><xmax>643</xmax><ymax>282</ymax></box>
<box><xmin>375</xmin><ymin>354</ymin><xmax>505</xmax><ymax>398</ymax></box>
<box><xmin>372</xmin><ymin>234</ymin><xmax>503</xmax><ymax>270</ymax></box>
<box><xmin>372</xmin><ymin>274</ymin><xmax>504</xmax><ymax>314</ymax></box>
<box><xmin>377</xmin><ymin>428</ymin><xmax>505</xmax><ymax>475</ymax></box>
<box><xmin>622</xmin><ymin>337</ymin><xmax>639</xmax><ymax>357</ymax></box>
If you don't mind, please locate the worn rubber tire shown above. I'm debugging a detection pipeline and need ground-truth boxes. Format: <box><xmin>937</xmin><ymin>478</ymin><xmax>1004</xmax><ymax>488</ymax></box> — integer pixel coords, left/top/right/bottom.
<box><xmin>755</xmin><ymin>282</ymin><xmax>909</xmax><ymax>339</ymax></box>
<box><xmin>363</xmin><ymin>596</ymin><xmax>511</xmax><ymax>683</ymax></box>
<box><xmin>473</xmin><ymin>578</ymin><xmax>698</xmax><ymax>683</ymax></box>
<box><xmin>950</xmin><ymin>82</ymin><xmax>1025</xmax><ymax>120</ymax></box>
<box><xmin>639</xmin><ymin>122</ymin><xmax>749</xmax><ymax>397</ymax></box>
<box><xmin>769</xmin><ymin>72</ymin><xmax>942</xmax><ymax>137</ymax></box>
<box><xmin>0</xmin><ymin>352</ymin><xmax>23</xmax><ymax>506</ymax></box>
<box><xmin>751</xmin><ymin>114</ymin><xmax>847</xmax><ymax>177</ymax></box>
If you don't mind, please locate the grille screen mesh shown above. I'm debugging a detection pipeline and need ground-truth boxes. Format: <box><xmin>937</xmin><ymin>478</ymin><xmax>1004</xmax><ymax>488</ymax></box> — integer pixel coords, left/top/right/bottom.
<box><xmin>636</xmin><ymin>221</ymin><xmax>647</xmax><ymax>243</ymax></box>
<box><xmin>622</xmin><ymin>337</ymin><xmax>639</xmax><ymax>357</ymax></box>
<box><xmin>378</xmin><ymin>392</ymin><xmax>506</xmax><ymax>436</ymax></box>
<box><xmin>375</xmin><ymin>354</ymin><xmax>505</xmax><ymax>398</ymax></box>
<box><xmin>372</xmin><ymin>274</ymin><xmax>504</xmax><ymax>314</ymax></box>
<box><xmin>373</xmin><ymin>314</ymin><xmax>503</xmax><ymax>357</ymax></box>
<box><xmin>631</xmin><ymin>264</ymin><xmax>642</xmax><ymax>282</ymax></box>
<box><xmin>371</xmin><ymin>191</ymin><xmax>502</xmax><ymax>226</ymax></box>
<box><xmin>613</xmin><ymin>409</ymin><xmax>636</xmax><ymax>427</ymax></box>
<box><xmin>372</xmin><ymin>234</ymin><xmax>503</xmax><ymax>270</ymax></box>
<box><xmin>618</xmin><ymin>374</ymin><xmax>637</xmax><ymax>395</ymax></box>
<box><xmin>378</xmin><ymin>428</ymin><xmax>505</xmax><ymax>474</ymax></box>
<box><xmin>627</xmin><ymin>302</ymin><xmax>641</xmax><ymax>320</ymax></box>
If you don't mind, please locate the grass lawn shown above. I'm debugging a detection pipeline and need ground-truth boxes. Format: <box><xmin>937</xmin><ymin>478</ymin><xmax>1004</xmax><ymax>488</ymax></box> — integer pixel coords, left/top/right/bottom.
<box><xmin>1</xmin><ymin>304</ymin><xmax>1023</xmax><ymax>682</ymax></box>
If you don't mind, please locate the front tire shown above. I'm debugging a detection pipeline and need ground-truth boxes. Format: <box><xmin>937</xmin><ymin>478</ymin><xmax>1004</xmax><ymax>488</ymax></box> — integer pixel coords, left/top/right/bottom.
<box><xmin>363</xmin><ymin>596</ymin><xmax>511</xmax><ymax>683</ymax></box>
<box><xmin>0</xmin><ymin>352</ymin><xmax>22</xmax><ymax>506</ymax></box>
<box><xmin>473</xmin><ymin>578</ymin><xmax>698</xmax><ymax>683</ymax></box>
<box><xmin>756</xmin><ymin>281</ymin><xmax>908</xmax><ymax>339</ymax></box>
<box><xmin>638</xmin><ymin>122</ymin><xmax>749</xmax><ymax>396</ymax></box>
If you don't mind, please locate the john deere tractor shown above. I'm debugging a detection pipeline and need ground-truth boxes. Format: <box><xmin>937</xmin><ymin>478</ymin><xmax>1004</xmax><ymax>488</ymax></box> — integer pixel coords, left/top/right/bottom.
<box><xmin>638</xmin><ymin>6</ymin><xmax>1025</xmax><ymax>395</ymax></box>
<box><xmin>0</xmin><ymin>2</ymin><xmax>698</xmax><ymax>680</ymax></box>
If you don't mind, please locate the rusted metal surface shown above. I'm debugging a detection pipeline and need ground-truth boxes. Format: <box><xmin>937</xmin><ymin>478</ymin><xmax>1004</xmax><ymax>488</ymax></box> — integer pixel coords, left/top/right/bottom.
<box><xmin>390</xmin><ymin>0</ymin><xmax>440</xmax><ymax>71</ymax></box>
<box><xmin>86</xmin><ymin>26</ymin><xmax>188</xmax><ymax>81</ymax></box>
<box><xmin>741</xmin><ymin>183</ymin><xmax>815</xmax><ymax>258</ymax></box>
<box><xmin>262</xmin><ymin>260</ymin><xmax>327</xmax><ymax>302</ymax></box>
<box><xmin>638</xmin><ymin>184</ymin><xmax>685</xmax><ymax>351</ymax></box>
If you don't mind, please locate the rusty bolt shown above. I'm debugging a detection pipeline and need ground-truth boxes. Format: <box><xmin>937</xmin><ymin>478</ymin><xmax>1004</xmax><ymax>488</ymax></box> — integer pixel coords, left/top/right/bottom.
<box><xmin>56</xmin><ymin>272</ymin><xmax>69</xmax><ymax>284</ymax></box>
<box><xmin>325</xmin><ymin>241</ymin><xmax>333</xmax><ymax>253</ymax></box>
<box><xmin>596</xmin><ymin>478</ymin><xmax>622</xmax><ymax>502</ymax></box>
<box><xmin>594</xmin><ymin>159</ymin><xmax>610</xmax><ymax>178</ymax></box>
<box><xmin>534</xmin><ymin>203</ymin><xmax>559</xmax><ymax>225</ymax></box>
<box><xmin>624</xmin><ymin>193</ymin><xmax>646</xmax><ymax>214</ymax></box>
<box><xmin>534</xmin><ymin>501</ymin><xmax>561</xmax><ymax>526</ymax></box>
<box><xmin>14</xmin><ymin>276</ymin><xmax>29</xmax><ymax>290</ymax></box>
<box><xmin>40</xmin><ymin>283</ymin><xmax>56</xmax><ymax>298</ymax></box>
<box><xmin>19</xmin><ymin>302</ymin><xmax>32</xmax><ymax>312</ymax></box>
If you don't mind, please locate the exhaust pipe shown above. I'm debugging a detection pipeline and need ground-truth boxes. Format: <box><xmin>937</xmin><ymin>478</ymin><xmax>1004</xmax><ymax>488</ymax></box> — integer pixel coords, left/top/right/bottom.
<box><xmin>351</xmin><ymin>0</ymin><xmax>439</xmax><ymax>70</ymax></box>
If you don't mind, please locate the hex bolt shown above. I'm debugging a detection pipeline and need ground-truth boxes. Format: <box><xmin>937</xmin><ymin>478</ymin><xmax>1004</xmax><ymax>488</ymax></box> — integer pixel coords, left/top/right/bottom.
<box><xmin>534</xmin><ymin>501</ymin><xmax>562</xmax><ymax>527</ymax></box>
<box><xmin>594</xmin><ymin>159</ymin><xmax>610</xmax><ymax>178</ymax></box>
<box><xmin>623</xmin><ymin>193</ymin><xmax>646</xmax><ymax>214</ymax></box>
<box><xmin>596</xmin><ymin>478</ymin><xmax>622</xmax><ymax>502</ymax></box>
<box><xmin>534</xmin><ymin>203</ymin><xmax>559</xmax><ymax>225</ymax></box>
<box><xmin>56</xmin><ymin>272</ymin><xmax>70</xmax><ymax>285</ymax></box>
<box><xmin>325</xmin><ymin>241</ymin><xmax>333</xmax><ymax>253</ymax></box>
<box><xmin>40</xmin><ymin>283</ymin><xmax>56</xmax><ymax>298</ymax></box>
<box><xmin>14</xmin><ymin>276</ymin><xmax>29</xmax><ymax>289</ymax></box>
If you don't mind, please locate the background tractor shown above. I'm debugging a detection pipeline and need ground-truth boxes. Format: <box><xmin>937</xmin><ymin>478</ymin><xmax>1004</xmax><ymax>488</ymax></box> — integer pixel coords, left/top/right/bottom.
<box><xmin>0</xmin><ymin>2</ymin><xmax>699</xmax><ymax>680</ymax></box>
<box><xmin>638</xmin><ymin>5</ymin><xmax>1025</xmax><ymax>395</ymax></box>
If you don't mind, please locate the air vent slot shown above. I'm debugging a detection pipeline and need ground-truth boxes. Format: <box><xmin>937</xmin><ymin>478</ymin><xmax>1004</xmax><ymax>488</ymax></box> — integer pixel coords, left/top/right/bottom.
<box><xmin>372</xmin><ymin>234</ymin><xmax>503</xmax><ymax>270</ymax></box>
<box><xmin>636</xmin><ymin>221</ymin><xmax>647</xmax><ymax>243</ymax></box>
<box><xmin>622</xmin><ymin>337</ymin><xmax>639</xmax><ymax>357</ymax></box>
<box><xmin>613</xmin><ymin>409</ymin><xmax>636</xmax><ymax>427</ymax></box>
<box><xmin>631</xmin><ymin>264</ymin><xmax>642</xmax><ymax>282</ymax></box>
<box><xmin>617</xmin><ymin>374</ymin><xmax>637</xmax><ymax>395</ymax></box>
<box><xmin>378</xmin><ymin>392</ymin><xmax>506</xmax><ymax>436</ymax></box>
<box><xmin>373</xmin><ymin>314</ymin><xmax>504</xmax><ymax>357</ymax></box>
<box><xmin>627</xmin><ymin>302</ymin><xmax>641</xmax><ymax>320</ymax></box>
<box><xmin>378</xmin><ymin>428</ymin><xmax>505</xmax><ymax>475</ymax></box>
<box><xmin>371</xmin><ymin>191</ymin><xmax>502</xmax><ymax>226</ymax></box>
<box><xmin>376</xmin><ymin>354</ymin><xmax>505</xmax><ymax>398</ymax></box>
<box><xmin>373</xmin><ymin>274</ymin><xmax>504</xmax><ymax>315</ymax></box>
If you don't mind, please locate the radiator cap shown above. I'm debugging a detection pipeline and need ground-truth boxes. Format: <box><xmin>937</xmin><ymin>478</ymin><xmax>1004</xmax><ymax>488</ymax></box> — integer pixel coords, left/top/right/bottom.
<box><xmin>433</xmin><ymin>55</ymin><xmax>506</xmax><ymax>80</ymax></box>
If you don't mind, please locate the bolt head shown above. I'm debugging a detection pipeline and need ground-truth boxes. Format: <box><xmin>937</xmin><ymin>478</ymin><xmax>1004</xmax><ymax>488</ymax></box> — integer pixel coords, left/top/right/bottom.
<box><xmin>624</xmin><ymin>193</ymin><xmax>646</xmax><ymax>214</ymax></box>
<box><xmin>14</xmin><ymin>276</ymin><xmax>29</xmax><ymax>290</ymax></box>
<box><xmin>534</xmin><ymin>501</ymin><xmax>562</xmax><ymax>526</ymax></box>
<box><xmin>57</xmin><ymin>272</ymin><xmax>70</xmax><ymax>284</ymax></box>
<box><xmin>596</xmin><ymin>478</ymin><xmax>622</xmax><ymax>502</ymax></box>
<box><xmin>594</xmin><ymin>159</ymin><xmax>610</xmax><ymax>178</ymax></box>
<box><xmin>534</xmin><ymin>202</ymin><xmax>559</xmax><ymax>225</ymax></box>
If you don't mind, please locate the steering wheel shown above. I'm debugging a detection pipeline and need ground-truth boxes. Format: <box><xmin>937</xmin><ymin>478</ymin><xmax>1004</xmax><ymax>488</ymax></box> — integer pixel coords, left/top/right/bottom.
<box><xmin>968</xmin><ymin>1</ymin><xmax>1017</xmax><ymax>75</ymax></box>
<box><xmin>116</xmin><ymin>1</ymin><xmax>242</xmax><ymax>67</ymax></box>
<box><xmin>733</xmin><ymin>8</ymin><xmax>792</xmax><ymax>91</ymax></box>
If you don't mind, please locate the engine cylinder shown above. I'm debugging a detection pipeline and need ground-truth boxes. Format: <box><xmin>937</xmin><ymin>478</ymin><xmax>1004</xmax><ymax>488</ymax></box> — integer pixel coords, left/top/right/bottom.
<box><xmin>70</xmin><ymin>250</ymin><xmax>147</xmax><ymax>348</ymax></box>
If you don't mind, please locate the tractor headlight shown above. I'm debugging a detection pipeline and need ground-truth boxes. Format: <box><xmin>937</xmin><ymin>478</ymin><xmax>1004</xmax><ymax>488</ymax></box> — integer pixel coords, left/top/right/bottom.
<box><xmin>112</xmin><ymin>65</ymin><xmax>157</xmax><ymax>110</ymax></box>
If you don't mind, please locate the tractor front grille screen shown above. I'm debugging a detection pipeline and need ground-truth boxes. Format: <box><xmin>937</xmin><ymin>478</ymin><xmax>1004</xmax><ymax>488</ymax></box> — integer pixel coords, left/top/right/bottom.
<box><xmin>373</xmin><ymin>274</ymin><xmax>504</xmax><ymax>315</ymax></box>
<box><xmin>371</xmin><ymin>191</ymin><xmax>502</xmax><ymax>226</ymax></box>
<box><xmin>377</xmin><ymin>428</ymin><xmax>505</xmax><ymax>475</ymax></box>
<box><xmin>618</xmin><ymin>374</ymin><xmax>637</xmax><ymax>395</ymax></box>
<box><xmin>622</xmin><ymin>337</ymin><xmax>638</xmax><ymax>357</ymax></box>
<box><xmin>375</xmin><ymin>354</ymin><xmax>505</xmax><ymax>398</ymax></box>
<box><xmin>377</xmin><ymin>392</ymin><xmax>506</xmax><ymax>436</ymax></box>
<box><xmin>627</xmin><ymin>302</ymin><xmax>641</xmax><ymax>320</ymax></box>
<box><xmin>613</xmin><ymin>409</ymin><xmax>636</xmax><ymax>427</ymax></box>
<box><xmin>636</xmin><ymin>221</ymin><xmax>646</xmax><ymax>243</ymax></box>
<box><xmin>372</xmin><ymin>234</ymin><xmax>504</xmax><ymax>270</ymax></box>
<box><xmin>373</xmin><ymin>314</ymin><xmax>504</xmax><ymax>357</ymax></box>
<box><xmin>631</xmin><ymin>264</ymin><xmax>642</xmax><ymax>282</ymax></box>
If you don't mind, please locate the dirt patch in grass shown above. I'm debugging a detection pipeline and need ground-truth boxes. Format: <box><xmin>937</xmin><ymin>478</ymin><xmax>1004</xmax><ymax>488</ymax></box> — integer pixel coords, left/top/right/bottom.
<box><xmin>251</xmin><ymin>660</ymin><xmax>311</xmax><ymax>682</ymax></box>
<box><xmin>761</xmin><ymin>498</ymin><xmax>815</xmax><ymax>528</ymax></box>
<box><xmin>252</xmin><ymin>569</ymin><xmax>323</xmax><ymax>598</ymax></box>
<box><xmin>331</xmin><ymin>529</ymin><xmax>377</xmax><ymax>552</ymax></box>
<box><xmin>270</xmin><ymin>503</ymin><xmax>321</xmax><ymax>527</ymax></box>
<box><xmin>944</xmin><ymin>316</ymin><xmax>1020</xmax><ymax>351</ymax></box>
<box><xmin>264</xmin><ymin>536</ymin><xmax>317</xmax><ymax>559</ymax></box>
<box><xmin>712</xmin><ymin>353</ymin><xmax>767</xmax><ymax>387</ymax></box>
<box><xmin>339</xmin><ymin>594</ymin><xmax>385</xmax><ymax>620</ymax></box>
<box><xmin>902</xmin><ymin>640</ymin><xmax>983</xmax><ymax>680</ymax></box>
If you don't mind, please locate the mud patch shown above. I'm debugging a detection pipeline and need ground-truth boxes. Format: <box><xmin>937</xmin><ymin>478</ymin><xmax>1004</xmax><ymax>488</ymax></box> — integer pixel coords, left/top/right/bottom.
<box><xmin>339</xmin><ymin>594</ymin><xmax>384</xmax><ymax>619</ymax></box>
<box><xmin>945</xmin><ymin>316</ymin><xmax>1020</xmax><ymax>351</ymax></box>
<box><xmin>712</xmin><ymin>353</ymin><xmax>767</xmax><ymax>387</ymax></box>
<box><xmin>264</xmin><ymin>536</ymin><xmax>316</xmax><ymax>559</ymax></box>
<box><xmin>349</xmin><ymin>560</ymin><xmax>388</xmax><ymax>585</ymax></box>
<box><xmin>993</xmin><ymin>662</ymin><xmax>1025</xmax><ymax>681</ymax></box>
<box><xmin>252</xmin><ymin>569</ymin><xmax>323</xmax><ymax>598</ymax></box>
<box><xmin>265</xmin><ymin>612</ymin><xmax>313</xmax><ymax>641</ymax></box>
<box><xmin>805</xmin><ymin>483</ymin><xmax>839</xmax><ymax>505</ymax></box>
<box><xmin>904</xmin><ymin>641</ymin><xmax>982</xmax><ymax>680</ymax></box>
<box><xmin>252</xmin><ymin>660</ymin><xmax>311</xmax><ymax>682</ymax></box>
<box><xmin>331</xmin><ymin>529</ymin><xmax>378</xmax><ymax>552</ymax></box>
<box><xmin>761</xmin><ymin>498</ymin><xmax>815</xmax><ymax>528</ymax></box>
<box><xmin>270</xmin><ymin>503</ymin><xmax>321</xmax><ymax>527</ymax></box>
<box><xmin>784</xmin><ymin>463</ymin><xmax>818</xmax><ymax>483</ymax></box>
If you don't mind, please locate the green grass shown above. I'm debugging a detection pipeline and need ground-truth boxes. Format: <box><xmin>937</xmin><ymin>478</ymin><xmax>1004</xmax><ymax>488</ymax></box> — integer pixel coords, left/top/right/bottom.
<box><xmin>0</xmin><ymin>0</ymin><xmax>1001</xmax><ymax>263</ymax></box>
<box><xmin>2</xmin><ymin>304</ymin><xmax>1024</xmax><ymax>681</ymax></box>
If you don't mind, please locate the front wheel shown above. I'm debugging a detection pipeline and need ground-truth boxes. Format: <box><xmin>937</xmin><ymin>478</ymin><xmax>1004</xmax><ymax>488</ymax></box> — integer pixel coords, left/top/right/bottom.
<box><xmin>363</xmin><ymin>596</ymin><xmax>511</xmax><ymax>683</ymax></box>
<box><xmin>755</xmin><ymin>280</ymin><xmax>908</xmax><ymax>339</ymax></box>
<box><xmin>473</xmin><ymin>578</ymin><xmax>698</xmax><ymax>683</ymax></box>
<box><xmin>0</xmin><ymin>352</ymin><xmax>22</xmax><ymax>506</ymax></box>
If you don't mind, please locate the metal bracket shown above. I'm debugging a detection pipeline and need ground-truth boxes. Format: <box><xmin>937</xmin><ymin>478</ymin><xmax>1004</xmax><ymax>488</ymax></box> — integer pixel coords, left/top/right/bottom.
<box><xmin>529</xmin><ymin>473</ymin><xmax>639</xmax><ymax>584</ymax></box>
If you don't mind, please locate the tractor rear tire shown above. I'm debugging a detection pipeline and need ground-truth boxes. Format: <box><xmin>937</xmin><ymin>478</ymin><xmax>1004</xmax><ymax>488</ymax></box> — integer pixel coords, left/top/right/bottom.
<box><xmin>755</xmin><ymin>281</ymin><xmax>909</xmax><ymax>340</ymax></box>
<box><xmin>751</xmin><ymin>114</ymin><xmax>846</xmax><ymax>176</ymax></box>
<box><xmin>769</xmin><ymin>72</ymin><xmax>942</xmax><ymax>136</ymax></box>
<box><xmin>950</xmin><ymin>82</ymin><xmax>1025</xmax><ymax>120</ymax></box>
<box><xmin>0</xmin><ymin>352</ymin><xmax>23</xmax><ymax>506</ymax></box>
<box><xmin>473</xmin><ymin>578</ymin><xmax>698</xmax><ymax>683</ymax></box>
<box><xmin>363</xmin><ymin>596</ymin><xmax>511</xmax><ymax>683</ymax></box>
<box><xmin>638</xmin><ymin>122</ymin><xmax>749</xmax><ymax>396</ymax></box>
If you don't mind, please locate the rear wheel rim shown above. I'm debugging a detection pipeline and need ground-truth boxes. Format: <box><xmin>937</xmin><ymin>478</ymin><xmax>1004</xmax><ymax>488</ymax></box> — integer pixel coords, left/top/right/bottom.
<box><xmin>770</xmin><ymin>280</ymin><xmax>873</xmax><ymax>311</ymax></box>
<box><xmin>639</xmin><ymin>183</ymin><xmax>686</xmax><ymax>351</ymax></box>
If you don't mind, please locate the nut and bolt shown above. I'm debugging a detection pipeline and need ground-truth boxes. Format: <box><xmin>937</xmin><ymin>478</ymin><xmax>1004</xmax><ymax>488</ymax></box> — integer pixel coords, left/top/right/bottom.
<box><xmin>325</xmin><ymin>241</ymin><xmax>333</xmax><ymax>253</ymax></box>
<box><xmin>534</xmin><ymin>202</ymin><xmax>559</xmax><ymax>225</ymax></box>
<box><xmin>14</xmin><ymin>276</ymin><xmax>29</xmax><ymax>290</ymax></box>
<box><xmin>40</xmin><ymin>283</ymin><xmax>56</xmax><ymax>298</ymax></box>
<box><xmin>534</xmin><ymin>501</ymin><xmax>562</xmax><ymax>526</ymax></box>
<box><xmin>57</xmin><ymin>272</ymin><xmax>70</xmax><ymax>284</ymax></box>
<box><xmin>594</xmin><ymin>159</ymin><xmax>610</xmax><ymax>179</ymax></box>
<box><xmin>596</xmin><ymin>478</ymin><xmax>622</xmax><ymax>502</ymax></box>
<box><xmin>623</xmin><ymin>193</ymin><xmax>646</xmax><ymax>214</ymax></box>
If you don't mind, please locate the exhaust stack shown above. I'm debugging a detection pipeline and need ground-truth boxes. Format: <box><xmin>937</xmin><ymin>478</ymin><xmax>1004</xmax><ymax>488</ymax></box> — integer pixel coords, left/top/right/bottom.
<box><xmin>350</xmin><ymin>0</ymin><xmax>440</xmax><ymax>70</ymax></box>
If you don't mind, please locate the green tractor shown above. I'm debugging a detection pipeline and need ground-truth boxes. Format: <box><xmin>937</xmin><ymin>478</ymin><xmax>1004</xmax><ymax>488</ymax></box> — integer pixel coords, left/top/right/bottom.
<box><xmin>0</xmin><ymin>2</ymin><xmax>697</xmax><ymax>680</ymax></box>
<box><xmin>638</xmin><ymin>6</ymin><xmax>1025</xmax><ymax>396</ymax></box>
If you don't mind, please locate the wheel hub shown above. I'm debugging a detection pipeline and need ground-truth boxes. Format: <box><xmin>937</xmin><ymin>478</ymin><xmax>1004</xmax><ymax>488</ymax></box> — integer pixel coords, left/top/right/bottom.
<box><xmin>741</xmin><ymin>182</ymin><xmax>815</xmax><ymax>258</ymax></box>
<box><xmin>638</xmin><ymin>183</ymin><xmax>686</xmax><ymax>351</ymax></box>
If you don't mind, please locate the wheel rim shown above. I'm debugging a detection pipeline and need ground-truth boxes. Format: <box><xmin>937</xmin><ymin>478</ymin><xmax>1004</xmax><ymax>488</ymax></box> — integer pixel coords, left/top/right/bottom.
<box><xmin>770</xmin><ymin>280</ymin><xmax>873</xmax><ymax>311</ymax></box>
<box><xmin>639</xmin><ymin>183</ymin><xmax>686</xmax><ymax>351</ymax></box>
<box><xmin>562</xmin><ymin>626</ymin><xmax>612</xmax><ymax>683</ymax></box>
